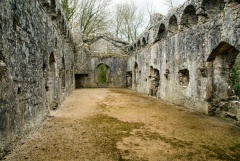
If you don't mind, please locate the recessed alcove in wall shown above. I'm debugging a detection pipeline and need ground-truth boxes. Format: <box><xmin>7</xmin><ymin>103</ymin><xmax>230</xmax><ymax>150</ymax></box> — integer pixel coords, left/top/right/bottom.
<box><xmin>137</xmin><ymin>40</ymin><xmax>141</xmax><ymax>50</ymax></box>
<box><xmin>168</xmin><ymin>15</ymin><xmax>178</xmax><ymax>36</ymax></box>
<box><xmin>17</xmin><ymin>86</ymin><xmax>21</xmax><ymax>95</ymax></box>
<box><xmin>149</xmin><ymin>66</ymin><xmax>160</xmax><ymax>96</ymax></box>
<box><xmin>43</xmin><ymin>63</ymin><xmax>47</xmax><ymax>75</ymax></box>
<box><xmin>178</xmin><ymin>69</ymin><xmax>189</xmax><ymax>86</ymax></box>
<box><xmin>207</xmin><ymin>42</ymin><xmax>239</xmax><ymax>100</ymax></box>
<box><xmin>134</xmin><ymin>63</ymin><xmax>139</xmax><ymax>87</ymax></box>
<box><xmin>164</xmin><ymin>69</ymin><xmax>170</xmax><ymax>79</ymax></box>
<box><xmin>48</xmin><ymin>52</ymin><xmax>56</xmax><ymax>109</ymax></box>
<box><xmin>130</xmin><ymin>46</ymin><xmax>133</xmax><ymax>52</ymax></box>
<box><xmin>75</xmin><ymin>74</ymin><xmax>89</xmax><ymax>88</ymax></box>
<box><xmin>157</xmin><ymin>24</ymin><xmax>167</xmax><ymax>41</ymax></box>
<box><xmin>181</xmin><ymin>5</ymin><xmax>198</xmax><ymax>31</ymax></box>
<box><xmin>61</xmin><ymin>57</ymin><xmax>66</xmax><ymax>89</ymax></box>
<box><xmin>126</xmin><ymin>71</ymin><xmax>132</xmax><ymax>87</ymax></box>
<box><xmin>43</xmin><ymin>62</ymin><xmax>48</xmax><ymax>91</ymax></box>
<box><xmin>202</xmin><ymin>0</ymin><xmax>225</xmax><ymax>19</ymax></box>
<box><xmin>142</xmin><ymin>37</ymin><xmax>147</xmax><ymax>46</ymax></box>
<box><xmin>0</xmin><ymin>60</ymin><xmax>7</xmax><ymax>80</ymax></box>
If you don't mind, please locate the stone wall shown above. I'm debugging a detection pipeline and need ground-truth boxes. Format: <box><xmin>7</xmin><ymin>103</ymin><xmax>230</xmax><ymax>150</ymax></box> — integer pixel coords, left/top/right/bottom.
<box><xmin>127</xmin><ymin>0</ymin><xmax>240</xmax><ymax>121</ymax></box>
<box><xmin>75</xmin><ymin>36</ymin><xmax>128</xmax><ymax>88</ymax></box>
<box><xmin>0</xmin><ymin>0</ymin><xmax>75</xmax><ymax>158</ymax></box>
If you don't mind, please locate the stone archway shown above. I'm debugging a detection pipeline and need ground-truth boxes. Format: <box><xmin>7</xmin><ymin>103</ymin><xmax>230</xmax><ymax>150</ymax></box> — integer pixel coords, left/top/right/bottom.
<box><xmin>181</xmin><ymin>5</ymin><xmax>198</xmax><ymax>31</ymax></box>
<box><xmin>157</xmin><ymin>24</ymin><xmax>167</xmax><ymax>41</ymax></box>
<box><xmin>96</xmin><ymin>63</ymin><xmax>110</xmax><ymax>86</ymax></box>
<box><xmin>206</xmin><ymin>42</ymin><xmax>240</xmax><ymax>117</ymax></box>
<box><xmin>201</xmin><ymin>0</ymin><xmax>225</xmax><ymax>19</ymax></box>
<box><xmin>207</xmin><ymin>42</ymin><xmax>239</xmax><ymax>101</ymax></box>
<box><xmin>168</xmin><ymin>15</ymin><xmax>178</xmax><ymax>36</ymax></box>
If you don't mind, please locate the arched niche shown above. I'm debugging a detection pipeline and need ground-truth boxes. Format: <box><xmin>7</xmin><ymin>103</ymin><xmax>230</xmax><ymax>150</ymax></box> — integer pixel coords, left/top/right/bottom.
<box><xmin>134</xmin><ymin>43</ymin><xmax>137</xmax><ymax>51</ymax></box>
<box><xmin>168</xmin><ymin>15</ymin><xmax>178</xmax><ymax>36</ymax></box>
<box><xmin>157</xmin><ymin>24</ymin><xmax>167</xmax><ymax>41</ymax></box>
<box><xmin>181</xmin><ymin>5</ymin><xmax>198</xmax><ymax>31</ymax></box>
<box><xmin>134</xmin><ymin>62</ymin><xmax>139</xmax><ymax>87</ymax></box>
<box><xmin>48</xmin><ymin>52</ymin><xmax>57</xmax><ymax>109</ymax></box>
<box><xmin>207</xmin><ymin>42</ymin><xmax>239</xmax><ymax>101</ymax></box>
<box><xmin>130</xmin><ymin>46</ymin><xmax>134</xmax><ymax>52</ymax></box>
<box><xmin>202</xmin><ymin>0</ymin><xmax>225</xmax><ymax>19</ymax></box>
<box><xmin>137</xmin><ymin>40</ymin><xmax>141</xmax><ymax>50</ymax></box>
<box><xmin>142</xmin><ymin>37</ymin><xmax>147</xmax><ymax>46</ymax></box>
<box><xmin>60</xmin><ymin>56</ymin><xmax>66</xmax><ymax>89</ymax></box>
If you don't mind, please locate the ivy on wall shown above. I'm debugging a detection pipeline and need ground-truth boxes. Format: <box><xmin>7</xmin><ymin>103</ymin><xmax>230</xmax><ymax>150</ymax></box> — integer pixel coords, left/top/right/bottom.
<box><xmin>98</xmin><ymin>64</ymin><xmax>107</xmax><ymax>84</ymax></box>
<box><xmin>231</xmin><ymin>54</ymin><xmax>240</xmax><ymax>97</ymax></box>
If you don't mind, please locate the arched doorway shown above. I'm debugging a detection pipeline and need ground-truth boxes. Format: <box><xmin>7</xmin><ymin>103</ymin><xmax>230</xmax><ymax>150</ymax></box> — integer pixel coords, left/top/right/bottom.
<box><xmin>97</xmin><ymin>63</ymin><xmax>109</xmax><ymax>85</ymax></box>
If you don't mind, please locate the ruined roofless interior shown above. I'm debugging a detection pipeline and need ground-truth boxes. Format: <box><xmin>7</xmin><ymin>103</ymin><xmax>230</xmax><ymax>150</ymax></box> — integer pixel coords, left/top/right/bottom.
<box><xmin>0</xmin><ymin>0</ymin><xmax>240</xmax><ymax>159</ymax></box>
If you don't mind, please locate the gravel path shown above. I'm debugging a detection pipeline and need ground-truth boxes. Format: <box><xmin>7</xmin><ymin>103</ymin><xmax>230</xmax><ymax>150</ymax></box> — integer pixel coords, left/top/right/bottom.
<box><xmin>3</xmin><ymin>88</ymin><xmax>240</xmax><ymax>161</ymax></box>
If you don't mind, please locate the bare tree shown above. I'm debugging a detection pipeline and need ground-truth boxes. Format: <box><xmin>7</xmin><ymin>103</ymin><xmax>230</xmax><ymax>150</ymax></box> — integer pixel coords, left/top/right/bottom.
<box><xmin>61</xmin><ymin>0</ymin><xmax>79</xmax><ymax>29</ymax></box>
<box><xmin>164</xmin><ymin>0</ymin><xmax>183</xmax><ymax>9</ymax></box>
<box><xmin>146</xmin><ymin>1</ymin><xmax>156</xmax><ymax>17</ymax></box>
<box><xmin>113</xmin><ymin>1</ymin><xmax>145</xmax><ymax>42</ymax></box>
<box><xmin>78</xmin><ymin>0</ymin><xmax>112</xmax><ymax>38</ymax></box>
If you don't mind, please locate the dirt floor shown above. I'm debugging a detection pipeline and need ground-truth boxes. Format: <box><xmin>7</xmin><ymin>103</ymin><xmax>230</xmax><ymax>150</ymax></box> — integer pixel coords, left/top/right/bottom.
<box><xmin>3</xmin><ymin>88</ymin><xmax>240</xmax><ymax>161</ymax></box>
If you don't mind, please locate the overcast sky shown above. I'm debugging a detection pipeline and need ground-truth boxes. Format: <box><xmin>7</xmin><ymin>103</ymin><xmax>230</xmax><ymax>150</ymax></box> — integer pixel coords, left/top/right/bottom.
<box><xmin>113</xmin><ymin>0</ymin><xmax>186</xmax><ymax>15</ymax></box>
<box><xmin>111</xmin><ymin>0</ymin><xmax>186</xmax><ymax>33</ymax></box>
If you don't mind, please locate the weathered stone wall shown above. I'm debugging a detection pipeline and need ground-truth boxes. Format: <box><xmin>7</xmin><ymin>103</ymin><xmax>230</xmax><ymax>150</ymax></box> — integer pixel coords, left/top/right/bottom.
<box><xmin>127</xmin><ymin>0</ymin><xmax>240</xmax><ymax>121</ymax></box>
<box><xmin>75</xmin><ymin>36</ymin><xmax>128</xmax><ymax>88</ymax></box>
<box><xmin>0</xmin><ymin>0</ymin><xmax>75</xmax><ymax>158</ymax></box>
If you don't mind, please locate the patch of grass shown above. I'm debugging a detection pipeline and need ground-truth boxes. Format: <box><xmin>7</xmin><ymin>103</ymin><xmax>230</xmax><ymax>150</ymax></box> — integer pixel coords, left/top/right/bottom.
<box><xmin>87</xmin><ymin>114</ymin><xmax>144</xmax><ymax>139</ymax></box>
<box><xmin>84</xmin><ymin>114</ymin><xmax>144</xmax><ymax>160</ymax></box>
<box><xmin>229</xmin><ymin>144</ymin><xmax>240</xmax><ymax>160</ymax></box>
<box><xmin>135</xmin><ymin>131</ymin><xmax>193</xmax><ymax>148</ymax></box>
<box><xmin>200</xmin><ymin>144</ymin><xmax>240</xmax><ymax>161</ymax></box>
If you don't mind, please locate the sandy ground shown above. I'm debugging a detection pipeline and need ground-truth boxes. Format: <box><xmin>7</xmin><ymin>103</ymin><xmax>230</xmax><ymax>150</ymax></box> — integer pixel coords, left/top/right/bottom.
<box><xmin>3</xmin><ymin>88</ymin><xmax>240</xmax><ymax>161</ymax></box>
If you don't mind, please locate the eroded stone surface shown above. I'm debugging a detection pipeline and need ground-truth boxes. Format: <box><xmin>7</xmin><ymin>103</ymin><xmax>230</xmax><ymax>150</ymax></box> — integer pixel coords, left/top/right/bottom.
<box><xmin>127</xmin><ymin>0</ymin><xmax>240</xmax><ymax>121</ymax></box>
<box><xmin>0</xmin><ymin>0</ymin><xmax>75</xmax><ymax>158</ymax></box>
<box><xmin>1</xmin><ymin>0</ymin><xmax>240</xmax><ymax>159</ymax></box>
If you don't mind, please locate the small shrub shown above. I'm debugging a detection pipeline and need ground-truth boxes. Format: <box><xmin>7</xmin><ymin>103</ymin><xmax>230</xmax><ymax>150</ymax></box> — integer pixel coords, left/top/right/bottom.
<box><xmin>231</xmin><ymin>67</ymin><xmax>240</xmax><ymax>97</ymax></box>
